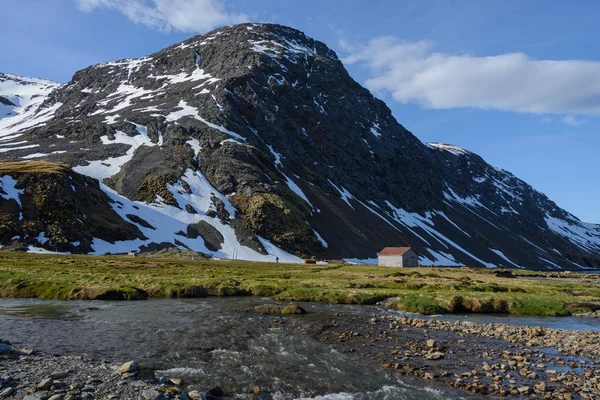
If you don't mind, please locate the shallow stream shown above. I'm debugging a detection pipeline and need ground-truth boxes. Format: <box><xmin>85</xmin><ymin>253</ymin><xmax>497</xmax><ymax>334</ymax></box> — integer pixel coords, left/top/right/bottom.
<box><xmin>0</xmin><ymin>297</ymin><xmax>597</xmax><ymax>399</ymax></box>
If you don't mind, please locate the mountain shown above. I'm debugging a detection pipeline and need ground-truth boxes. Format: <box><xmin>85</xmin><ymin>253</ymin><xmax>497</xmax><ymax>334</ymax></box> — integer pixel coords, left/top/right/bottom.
<box><xmin>0</xmin><ymin>23</ymin><xmax>599</xmax><ymax>269</ymax></box>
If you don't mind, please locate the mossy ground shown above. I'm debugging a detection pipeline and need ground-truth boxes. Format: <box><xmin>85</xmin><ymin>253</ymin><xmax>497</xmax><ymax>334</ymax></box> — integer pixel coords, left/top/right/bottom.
<box><xmin>0</xmin><ymin>252</ymin><xmax>599</xmax><ymax>316</ymax></box>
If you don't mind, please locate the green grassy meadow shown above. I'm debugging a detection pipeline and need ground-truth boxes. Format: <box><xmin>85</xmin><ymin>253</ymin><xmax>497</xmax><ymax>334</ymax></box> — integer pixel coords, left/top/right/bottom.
<box><xmin>0</xmin><ymin>252</ymin><xmax>599</xmax><ymax>316</ymax></box>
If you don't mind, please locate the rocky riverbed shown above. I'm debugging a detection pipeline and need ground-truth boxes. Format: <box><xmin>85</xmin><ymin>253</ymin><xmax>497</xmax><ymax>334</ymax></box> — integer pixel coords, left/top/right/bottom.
<box><xmin>294</xmin><ymin>312</ymin><xmax>600</xmax><ymax>399</ymax></box>
<box><xmin>0</xmin><ymin>341</ymin><xmax>231</xmax><ymax>400</ymax></box>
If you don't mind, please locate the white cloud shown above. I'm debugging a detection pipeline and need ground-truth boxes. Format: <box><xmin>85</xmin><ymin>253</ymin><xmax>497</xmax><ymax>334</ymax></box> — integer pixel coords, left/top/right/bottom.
<box><xmin>344</xmin><ymin>36</ymin><xmax>600</xmax><ymax>116</ymax></box>
<box><xmin>75</xmin><ymin>0</ymin><xmax>248</xmax><ymax>33</ymax></box>
<box><xmin>561</xmin><ymin>115</ymin><xmax>588</xmax><ymax>126</ymax></box>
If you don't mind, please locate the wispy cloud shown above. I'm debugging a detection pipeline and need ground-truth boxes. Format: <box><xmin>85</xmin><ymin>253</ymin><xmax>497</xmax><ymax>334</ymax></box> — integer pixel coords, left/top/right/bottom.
<box><xmin>343</xmin><ymin>36</ymin><xmax>600</xmax><ymax>116</ymax></box>
<box><xmin>561</xmin><ymin>115</ymin><xmax>588</xmax><ymax>126</ymax></box>
<box><xmin>75</xmin><ymin>0</ymin><xmax>248</xmax><ymax>33</ymax></box>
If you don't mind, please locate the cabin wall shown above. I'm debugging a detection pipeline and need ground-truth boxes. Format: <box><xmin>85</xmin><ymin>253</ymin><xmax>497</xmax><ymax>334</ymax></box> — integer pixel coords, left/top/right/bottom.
<box><xmin>403</xmin><ymin>250</ymin><xmax>419</xmax><ymax>267</ymax></box>
<box><xmin>378</xmin><ymin>255</ymin><xmax>404</xmax><ymax>267</ymax></box>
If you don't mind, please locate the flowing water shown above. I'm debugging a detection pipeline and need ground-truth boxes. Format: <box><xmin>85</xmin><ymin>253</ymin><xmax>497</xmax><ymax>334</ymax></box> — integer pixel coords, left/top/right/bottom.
<box><xmin>0</xmin><ymin>298</ymin><xmax>462</xmax><ymax>399</ymax></box>
<box><xmin>425</xmin><ymin>313</ymin><xmax>599</xmax><ymax>331</ymax></box>
<box><xmin>0</xmin><ymin>297</ymin><xmax>597</xmax><ymax>399</ymax></box>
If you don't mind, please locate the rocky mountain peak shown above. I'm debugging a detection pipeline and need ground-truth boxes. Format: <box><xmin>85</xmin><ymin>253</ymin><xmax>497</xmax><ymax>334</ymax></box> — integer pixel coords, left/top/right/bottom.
<box><xmin>0</xmin><ymin>24</ymin><xmax>599</xmax><ymax>269</ymax></box>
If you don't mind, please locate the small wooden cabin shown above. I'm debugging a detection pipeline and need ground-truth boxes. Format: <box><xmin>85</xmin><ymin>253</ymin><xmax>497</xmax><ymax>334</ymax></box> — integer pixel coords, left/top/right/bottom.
<box><xmin>377</xmin><ymin>247</ymin><xmax>418</xmax><ymax>267</ymax></box>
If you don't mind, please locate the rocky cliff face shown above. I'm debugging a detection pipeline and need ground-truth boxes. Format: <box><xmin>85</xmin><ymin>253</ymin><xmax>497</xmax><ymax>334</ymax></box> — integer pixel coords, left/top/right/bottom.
<box><xmin>0</xmin><ymin>23</ymin><xmax>598</xmax><ymax>269</ymax></box>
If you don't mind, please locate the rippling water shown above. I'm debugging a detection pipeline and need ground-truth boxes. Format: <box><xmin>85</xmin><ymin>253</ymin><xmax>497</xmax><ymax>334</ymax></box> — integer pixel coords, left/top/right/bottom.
<box><xmin>0</xmin><ymin>298</ymin><xmax>465</xmax><ymax>399</ymax></box>
<box><xmin>427</xmin><ymin>313</ymin><xmax>600</xmax><ymax>331</ymax></box>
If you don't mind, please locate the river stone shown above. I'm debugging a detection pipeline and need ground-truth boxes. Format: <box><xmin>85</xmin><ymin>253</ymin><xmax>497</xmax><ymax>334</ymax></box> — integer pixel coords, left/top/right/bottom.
<box><xmin>48</xmin><ymin>394</ymin><xmax>64</xmax><ymax>400</ymax></box>
<box><xmin>187</xmin><ymin>391</ymin><xmax>207</xmax><ymax>400</ymax></box>
<box><xmin>175</xmin><ymin>392</ymin><xmax>190</xmax><ymax>400</ymax></box>
<box><xmin>137</xmin><ymin>369</ymin><xmax>156</xmax><ymax>381</ymax></box>
<box><xmin>534</xmin><ymin>382</ymin><xmax>547</xmax><ymax>392</ymax></box>
<box><xmin>119</xmin><ymin>360</ymin><xmax>141</xmax><ymax>373</ymax></box>
<box><xmin>0</xmin><ymin>387</ymin><xmax>15</xmax><ymax>397</ymax></box>
<box><xmin>37</xmin><ymin>378</ymin><xmax>54</xmax><ymax>391</ymax></box>
<box><xmin>23</xmin><ymin>396</ymin><xmax>39</xmax><ymax>400</ymax></box>
<box><xmin>426</xmin><ymin>352</ymin><xmax>445</xmax><ymax>360</ymax></box>
<box><xmin>0</xmin><ymin>344</ymin><xmax>13</xmax><ymax>355</ymax></box>
<box><xmin>517</xmin><ymin>386</ymin><xmax>530</xmax><ymax>394</ymax></box>
<box><xmin>426</xmin><ymin>339</ymin><xmax>437</xmax><ymax>348</ymax></box>
<box><xmin>142</xmin><ymin>389</ymin><xmax>166</xmax><ymax>400</ymax></box>
<box><xmin>169</xmin><ymin>378</ymin><xmax>183</xmax><ymax>386</ymax></box>
<box><xmin>206</xmin><ymin>386</ymin><xmax>224</xmax><ymax>397</ymax></box>
<box><xmin>50</xmin><ymin>372</ymin><xmax>69</xmax><ymax>380</ymax></box>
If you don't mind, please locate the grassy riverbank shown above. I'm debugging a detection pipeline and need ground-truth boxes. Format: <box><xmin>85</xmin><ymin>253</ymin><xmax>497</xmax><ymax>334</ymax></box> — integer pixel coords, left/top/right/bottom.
<box><xmin>0</xmin><ymin>252</ymin><xmax>599</xmax><ymax>316</ymax></box>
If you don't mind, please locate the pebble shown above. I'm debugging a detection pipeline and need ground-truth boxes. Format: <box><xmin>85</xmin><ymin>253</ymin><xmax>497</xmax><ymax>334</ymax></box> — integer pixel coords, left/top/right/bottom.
<box><xmin>425</xmin><ymin>352</ymin><xmax>445</xmax><ymax>360</ymax></box>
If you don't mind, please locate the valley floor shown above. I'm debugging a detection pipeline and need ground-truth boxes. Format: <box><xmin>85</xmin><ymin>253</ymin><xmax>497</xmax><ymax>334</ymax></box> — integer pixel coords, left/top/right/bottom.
<box><xmin>0</xmin><ymin>252</ymin><xmax>599</xmax><ymax>317</ymax></box>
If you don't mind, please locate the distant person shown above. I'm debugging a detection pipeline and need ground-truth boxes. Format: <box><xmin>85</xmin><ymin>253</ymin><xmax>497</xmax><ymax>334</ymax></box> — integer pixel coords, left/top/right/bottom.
<box><xmin>276</xmin><ymin>256</ymin><xmax>279</xmax><ymax>263</ymax></box>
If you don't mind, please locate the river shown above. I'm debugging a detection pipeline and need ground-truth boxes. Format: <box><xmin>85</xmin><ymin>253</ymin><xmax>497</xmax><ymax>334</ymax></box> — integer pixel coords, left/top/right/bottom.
<box><xmin>0</xmin><ymin>297</ymin><xmax>597</xmax><ymax>399</ymax></box>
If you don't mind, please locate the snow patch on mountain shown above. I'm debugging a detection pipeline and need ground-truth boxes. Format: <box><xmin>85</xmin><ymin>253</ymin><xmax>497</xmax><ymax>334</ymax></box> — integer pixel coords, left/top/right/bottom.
<box><xmin>545</xmin><ymin>214</ymin><xmax>600</xmax><ymax>252</ymax></box>
<box><xmin>268</xmin><ymin>144</ymin><xmax>314</xmax><ymax>209</ymax></box>
<box><xmin>150</xmin><ymin>68</ymin><xmax>215</xmax><ymax>85</ymax></box>
<box><xmin>420</xmin><ymin>249</ymin><xmax>461</xmax><ymax>266</ymax></box>
<box><xmin>384</xmin><ymin>201</ymin><xmax>496</xmax><ymax>268</ymax></box>
<box><xmin>313</xmin><ymin>229</ymin><xmax>328</xmax><ymax>248</ymax></box>
<box><xmin>73</xmin><ymin>130</ymin><xmax>155</xmax><ymax>180</ymax></box>
<box><xmin>0</xmin><ymin>175</ymin><xmax>24</xmax><ymax>220</ymax></box>
<box><xmin>165</xmin><ymin>100</ymin><xmax>246</xmax><ymax>141</ymax></box>
<box><xmin>94</xmin><ymin>83</ymin><xmax>156</xmax><ymax>115</ymax></box>
<box><xmin>489</xmin><ymin>248</ymin><xmax>525</xmax><ymax>269</ymax></box>
<box><xmin>427</xmin><ymin>142</ymin><xmax>470</xmax><ymax>156</ymax></box>
<box><xmin>328</xmin><ymin>180</ymin><xmax>355</xmax><ymax>210</ymax></box>
<box><xmin>88</xmin><ymin>176</ymin><xmax>301</xmax><ymax>262</ymax></box>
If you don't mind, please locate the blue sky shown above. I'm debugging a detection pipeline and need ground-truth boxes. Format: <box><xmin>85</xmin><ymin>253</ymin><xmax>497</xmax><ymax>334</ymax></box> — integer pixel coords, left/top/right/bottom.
<box><xmin>2</xmin><ymin>0</ymin><xmax>599</xmax><ymax>222</ymax></box>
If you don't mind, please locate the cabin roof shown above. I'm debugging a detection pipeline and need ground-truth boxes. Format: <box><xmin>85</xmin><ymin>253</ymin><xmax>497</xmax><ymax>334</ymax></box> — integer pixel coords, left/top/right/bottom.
<box><xmin>378</xmin><ymin>247</ymin><xmax>413</xmax><ymax>256</ymax></box>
